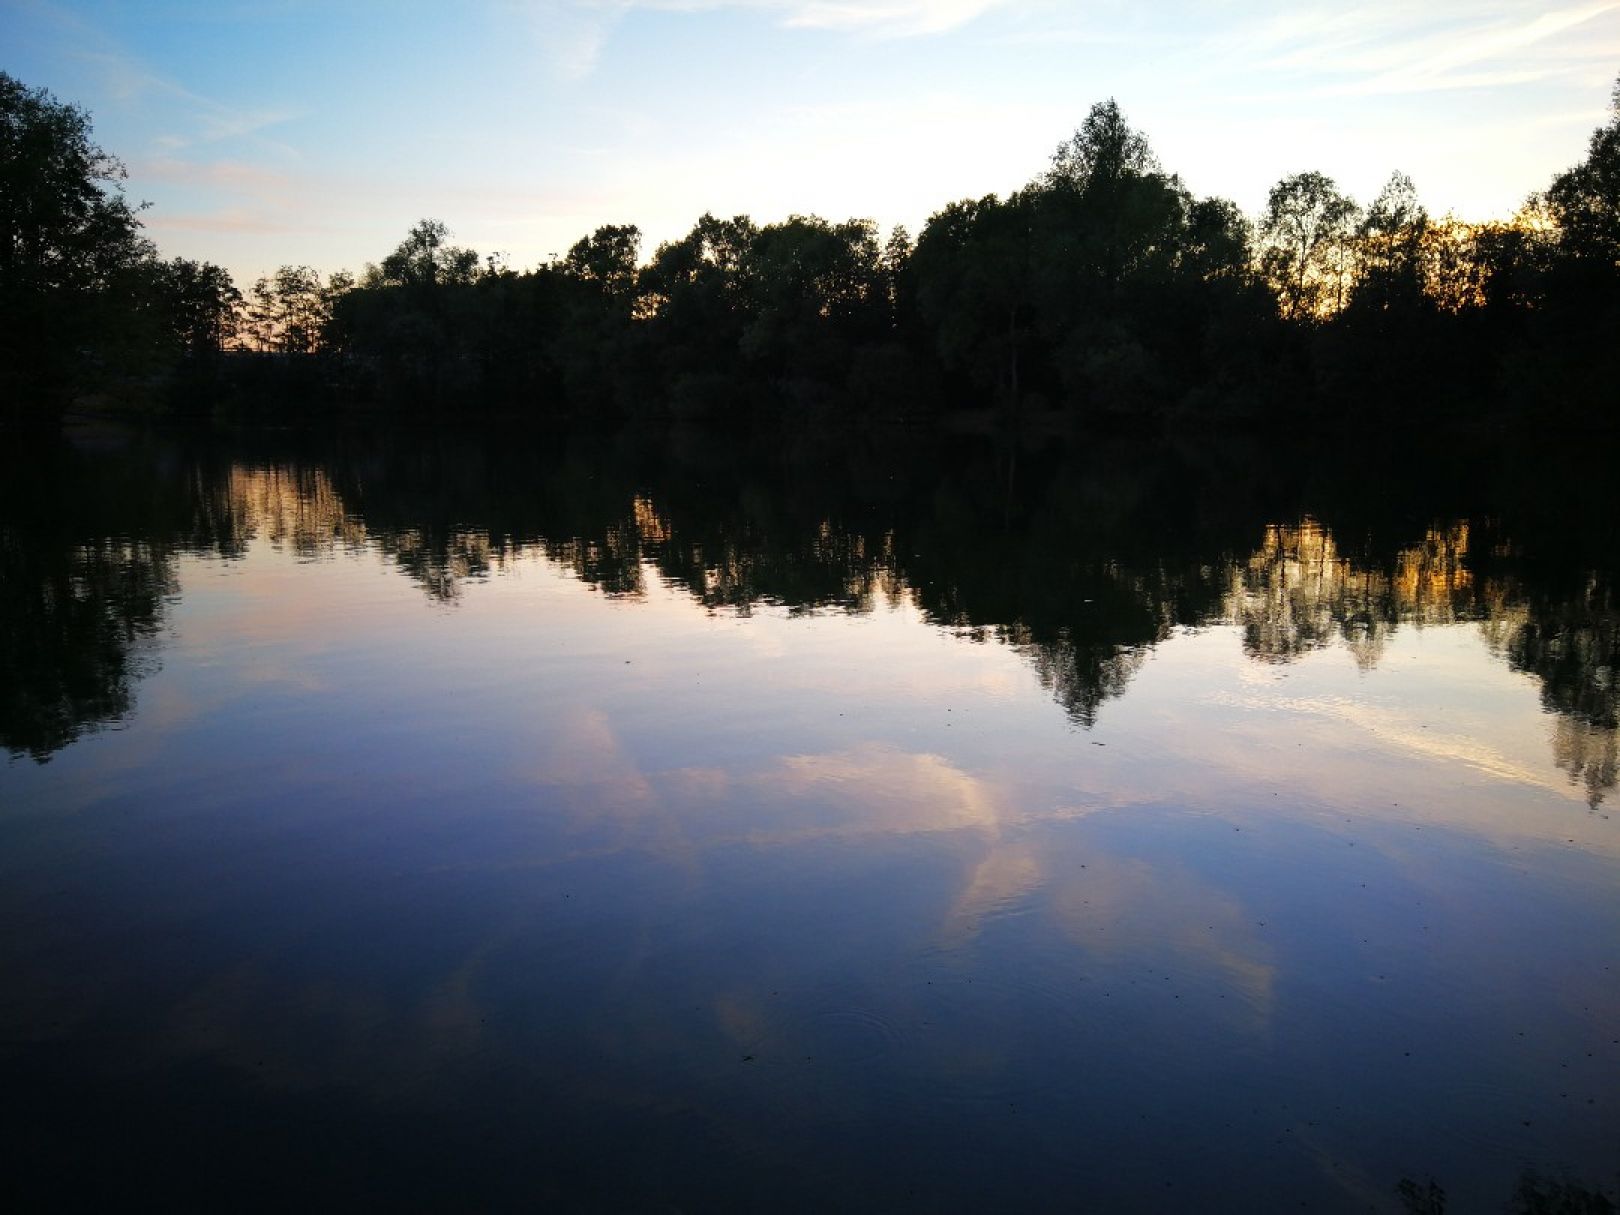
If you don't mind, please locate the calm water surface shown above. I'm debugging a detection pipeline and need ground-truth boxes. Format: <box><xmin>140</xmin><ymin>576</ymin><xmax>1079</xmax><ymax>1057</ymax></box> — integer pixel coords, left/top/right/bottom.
<box><xmin>2</xmin><ymin>426</ymin><xmax>1616</xmax><ymax>1211</ymax></box>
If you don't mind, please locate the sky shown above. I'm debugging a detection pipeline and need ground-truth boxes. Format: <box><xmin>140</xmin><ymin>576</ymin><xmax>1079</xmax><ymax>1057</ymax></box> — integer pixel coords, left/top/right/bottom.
<box><xmin>5</xmin><ymin>0</ymin><xmax>1619</xmax><ymax>287</ymax></box>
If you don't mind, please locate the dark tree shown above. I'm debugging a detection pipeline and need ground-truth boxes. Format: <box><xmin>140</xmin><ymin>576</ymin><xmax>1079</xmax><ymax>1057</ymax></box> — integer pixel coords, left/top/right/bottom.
<box><xmin>736</xmin><ymin>214</ymin><xmax>887</xmax><ymax>388</ymax></box>
<box><xmin>561</xmin><ymin>224</ymin><xmax>642</xmax><ymax>300</ymax></box>
<box><xmin>1044</xmin><ymin>98</ymin><xmax>1160</xmax><ymax>191</ymax></box>
<box><xmin>1544</xmin><ymin>75</ymin><xmax>1620</xmax><ymax>265</ymax></box>
<box><xmin>153</xmin><ymin>258</ymin><xmax>242</xmax><ymax>356</ymax></box>
<box><xmin>380</xmin><ymin>218</ymin><xmax>479</xmax><ymax>290</ymax></box>
<box><xmin>0</xmin><ymin>72</ymin><xmax>153</xmax><ymax>423</ymax></box>
<box><xmin>911</xmin><ymin>193</ymin><xmax>1038</xmax><ymax>404</ymax></box>
<box><xmin>1352</xmin><ymin>172</ymin><xmax>1428</xmax><ymax>313</ymax></box>
<box><xmin>1260</xmin><ymin>171</ymin><xmax>1359</xmax><ymax>320</ymax></box>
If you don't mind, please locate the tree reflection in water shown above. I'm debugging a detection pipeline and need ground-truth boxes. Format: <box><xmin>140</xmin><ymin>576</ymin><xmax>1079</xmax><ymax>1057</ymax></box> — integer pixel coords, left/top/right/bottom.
<box><xmin>4</xmin><ymin>425</ymin><xmax>1615</xmax><ymax>808</ymax></box>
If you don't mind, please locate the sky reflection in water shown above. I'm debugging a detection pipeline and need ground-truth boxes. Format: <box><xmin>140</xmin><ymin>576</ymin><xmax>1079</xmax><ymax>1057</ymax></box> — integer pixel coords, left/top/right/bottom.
<box><xmin>1</xmin><ymin>431</ymin><xmax>1616</xmax><ymax>1212</ymax></box>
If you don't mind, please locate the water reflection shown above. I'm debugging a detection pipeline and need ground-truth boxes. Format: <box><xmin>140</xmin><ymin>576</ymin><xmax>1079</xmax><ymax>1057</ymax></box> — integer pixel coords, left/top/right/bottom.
<box><xmin>5</xmin><ymin>428</ymin><xmax>1614</xmax><ymax>808</ymax></box>
<box><xmin>3</xmin><ymin>425</ymin><xmax>1619</xmax><ymax>1210</ymax></box>
<box><xmin>206</xmin><ymin>464</ymin><xmax>366</xmax><ymax>557</ymax></box>
<box><xmin>0</xmin><ymin>533</ymin><xmax>173</xmax><ymax>759</ymax></box>
<box><xmin>1226</xmin><ymin>520</ymin><xmax>1475</xmax><ymax>667</ymax></box>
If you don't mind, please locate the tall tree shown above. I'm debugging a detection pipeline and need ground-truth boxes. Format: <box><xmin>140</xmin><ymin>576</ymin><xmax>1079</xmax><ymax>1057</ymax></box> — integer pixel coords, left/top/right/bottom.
<box><xmin>1260</xmin><ymin>171</ymin><xmax>1360</xmax><ymax>320</ymax></box>
<box><xmin>1028</xmin><ymin>101</ymin><xmax>1195</xmax><ymax>408</ymax></box>
<box><xmin>380</xmin><ymin>219</ymin><xmax>479</xmax><ymax>290</ymax></box>
<box><xmin>640</xmin><ymin>213</ymin><xmax>758</xmax><ymax>371</ymax></box>
<box><xmin>1350</xmin><ymin>172</ymin><xmax>1429</xmax><ymax>314</ymax></box>
<box><xmin>1544</xmin><ymin>74</ymin><xmax>1620</xmax><ymax>265</ymax></box>
<box><xmin>153</xmin><ymin>258</ymin><xmax>241</xmax><ymax>356</ymax></box>
<box><xmin>561</xmin><ymin>224</ymin><xmax>642</xmax><ymax>300</ymax></box>
<box><xmin>912</xmin><ymin>194</ymin><xmax>1038</xmax><ymax>402</ymax></box>
<box><xmin>736</xmin><ymin>214</ymin><xmax>886</xmax><ymax>382</ymax></box>
<box><xmin>0</xmin><ymin>72</ymin><xmax>153</xmax><ymax>421</ymax></box>
<box><xmin>1044</xmin><ymin>98</ymin><xmax>1160</xmax><ymax>193</ymax></box>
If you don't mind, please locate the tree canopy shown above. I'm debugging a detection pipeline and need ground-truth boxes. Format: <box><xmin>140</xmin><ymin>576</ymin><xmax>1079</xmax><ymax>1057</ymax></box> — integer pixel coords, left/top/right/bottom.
<box><xmin>4</xmin><ymin>70</ymin><xmax>1618</xmax><ymax>432</ymax></box>
<box><xmin>1</xmin><ymin>72</ymin><xmax>242</xmax><ymax>421</ymax></box>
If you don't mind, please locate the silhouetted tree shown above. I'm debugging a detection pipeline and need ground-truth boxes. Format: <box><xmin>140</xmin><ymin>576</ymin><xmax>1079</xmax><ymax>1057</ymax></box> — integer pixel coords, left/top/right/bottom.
<box><xmin>736</xmin><ymin>214</ymin><xmax>886</xmax><ymax>394</ymax></box>
<box><xmin>1351</xmin><ymin>172</ymin><xmax>1429</xmax><ymax>313</ymax></box>
<box><xmin>1545</xmin><ymin>76</ymin><xmax>1620</xmax><ymax>266</ymax></box>
<box><xmin>247</xmin><ymin>265</ymin><xmax>328</xmax><ymax>353</ymax></box>
<box><xmin>1260</xmin><ymin>171</ymin><xmax>1360</xmax><ymax>319</ymax></box>
<box><xmin>561</xmin><ymin>223</ymin><xmax>641</xmax><ymax>300</ymax></box>
<box><xmin>638</xmin><ymin>213</ymin><xmax>759</xmax><ymax>414</ymax></box>
<box><xmin>0</xmin><ymin>65</ymin><xmax>1586</xmax><ymax>432</ymax></box>
<box><xmin>1521</xmin><ymin>74</ymin><xmax>1620</xmax><ymax>421</ymax></box>
<box><xmin>1044</xmin><ymin>98</ymin><xmax>1160</xmax><ymax>191</ymax></box>
<box><xmin>0</xmin><ymin>72</ymin><xmax>154</xmax><ymax>423</ymax></box>
<box><xmin>380</xmin><ymin>218</ymin><xmax>479</xmax><ymax>290</ymax></box>
<box><xmin>152</xmin><ymin>257</ymin><xmax>241</xmax><ymax>356</ymax></box>
<box><xmin>911</xmin><ymin>193</ymin><xmax>1038</xmax><ymax>405</ymax></box>
<box><xmin>1182</xmin><ymin>197</ymin><xmax>1251</xmax><ymax>281</ymax></box>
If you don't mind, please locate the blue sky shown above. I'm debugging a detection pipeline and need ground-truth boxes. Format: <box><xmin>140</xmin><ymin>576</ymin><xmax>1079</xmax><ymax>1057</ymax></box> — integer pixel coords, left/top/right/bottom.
<box><xmin>6</xmin><ymin>0</ymin><xmax>1618</xmax><ymax>286</ymax></box>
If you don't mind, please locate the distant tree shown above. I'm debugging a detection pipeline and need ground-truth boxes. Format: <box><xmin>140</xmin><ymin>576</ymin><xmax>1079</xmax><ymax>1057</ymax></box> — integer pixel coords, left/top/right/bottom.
<box><xmin>880</xmin><ymin>223</ymin><xmax>913</xmax><ymax>326</ymax></box>
<box><xmin>380</xmin><ymin>218</ymin><xmax>479</xmax><ymax>290</ymax></box>
<box><xmin>320</xmin><ymin>220</ymin><xmax>486</xmax><ymax>405</ymax></box>
<box><xmin>1036</xmin><ymin>100</ymin><xmax>1188</xmax><ymax>289</ymax></box>
<box><xmin>1529</xmin><ymin>74</ymin><xmax>1620</xmax><ymax>419</ymax></box>
<box><xmin>643</xmin><ymin>213</ymin><xmax>754</xmax><ymax>292</ymax></box>
<box><xmin>1348</xmin><ymin>172</ymin><xmax>1429</xmax><ymax>315</ymax></box>
<box><xmin>538</xmin><ymin>223</ymin><xmax>648</xmax><ymax>411</ymax></box>
<box><xmin>1319</xmin><ymin>173</ymin><xmax>1440</xmax><ymax>409</ymax></box>
<box><xmin>322</xmin><ymin>268</ymin><xmax>354</xmax><ymax>312</ymax></box>
<box><xmin>244</xmin><ymin>274</ymin><xmax>276</xmax><ymax>351</ymax></box>
<box><xmin>270</xmin><ymin>265</ymin><xmax>325</xmax><ymax>353</ymax></box>
<box><xmin>639</xmin><ymin>213</ymin><xmax>758</xmax><ymax>372</ymax></box>
<box><xmin>561</xmin><ymin>224</ymin><xmax>642</xmax><ymax>299</ymax></box>
<box><xmin>1418</xmin><ymin>217</ymin><xmax>1494</xmax><ymax>314</ymax></box>
<box><xmin>152</xmin><ymin>258</ymin><xmax>241</xmax><ymax>355</ymax></box>
<box><xmin>736</xmin><ymin>214</ymin><xmax>886</xmax><ymax>383</ymax></box>
<box><xmin>1045</xmin><ymin>98</ymin><xmax>1160</xmax><ymax>192</ymax></box>
<box><xmin>1028</xmin><ymin>101</ymin><xmax>1197</xmax><ymax>408</ymax></box>
<box><xmin>1181</xmin><ymin>197</ymin><xmax>1251</xmax><ymax>281</ymax></box>
<box><xmin>243</xmin><ymin>267</ymin><xmax>332</xmax><ymax>353</ymax></box>
<box><xmin>911</xmin><ymin>193</ymin><xmax>1037</xmax><ymax>403</ymax></box>
<box><xmin>1260</xmin><ymin>171</ymin><xmax>1360</xmax><ymax>319</ymax></box>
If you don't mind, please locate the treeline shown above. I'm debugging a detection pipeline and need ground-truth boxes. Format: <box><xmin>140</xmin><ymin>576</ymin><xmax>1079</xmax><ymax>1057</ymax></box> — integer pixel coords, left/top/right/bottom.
<box><xmin>4</xmin><ymin>70</ymin><xmax>1618</xmax><ymax>429</ymax></box>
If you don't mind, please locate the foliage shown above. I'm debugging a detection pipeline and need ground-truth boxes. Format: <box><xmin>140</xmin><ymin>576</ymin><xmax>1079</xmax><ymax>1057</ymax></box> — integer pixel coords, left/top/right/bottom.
<box><xmin>379</xmin><ymin>218</ymin><xmax>479</xmax><ymax>290</ymax></box>
<box><xmin>1544</xmin><ymin>82</ymin><xmax>1620</xmax><ymax>266</ymax></box>
<box><xmin>1</xmin><ymin>72</ymin><xmax>253</xmax><ymax>421</ymax></box>
<box><xmin>1</xmin><ymin>71</ymin><xmax>153</xmax><ymax>419</ymax></box>
<box><xmin>7</xmin><ymin>69</ymin><xmax>1620</xmax><ymax>432</ymax></box>
<box><xmin>154</xmin><ymin>258</ymin><xmax>242</xmax><ymax>356</ymax></box>
<box><xmin>1259</xmin><ymin>171</ymin><xmax>1360</xmax><ymax>320</ymax></box>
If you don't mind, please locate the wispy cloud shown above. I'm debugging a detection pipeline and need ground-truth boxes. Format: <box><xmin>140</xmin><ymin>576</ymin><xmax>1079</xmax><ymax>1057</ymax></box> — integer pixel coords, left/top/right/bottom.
<box><xmin>1230</xmin><ymin>0</ymin><xmax>1620</xmax><ymax>97</ymax></box>
<box><xmin>133</xmin><ymin>157</ymin><xmax>295</xmax><ymax>192</ymax></box>
<box><xmin>1319</xmin><ymin>2</ymin><xmax>1620</xmax><ymax>96</ymax></box>
<box><xmin>55</xmin><ymin>17</ymin><xmax>301</xmax><ymax>151</ymax></box>
<box><xmin>515</xmin><ymin>0</ymin><xmax>1015</xmax><ymax>79</ymax></box>
<box><xmin>774</xmin><ymin>0</ymin><xmax>1012</xmax><ymax>36</ymax></box>
<box><xmin>144</xmin><ymin>209</ymin><xmax>317</xmax><ymax>236</ymax></box>
<box><xmin>515</xmin><ymin>0</ymin><xmax>628</xmax><ymax>80</ymax></box>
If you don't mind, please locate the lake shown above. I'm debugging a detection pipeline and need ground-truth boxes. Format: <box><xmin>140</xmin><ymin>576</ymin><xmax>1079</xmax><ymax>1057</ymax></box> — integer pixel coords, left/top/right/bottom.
<box><xmin>2</xmin><ymin>423</ymin><xmax>1616</xmax><ymax>1211</ymax></box>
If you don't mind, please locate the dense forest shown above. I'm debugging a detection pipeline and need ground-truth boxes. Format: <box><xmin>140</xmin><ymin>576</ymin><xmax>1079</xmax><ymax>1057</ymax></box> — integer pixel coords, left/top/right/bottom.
<box><xmin>3</xmin><ymin>69</ymin><xmax>1618</xmax><ymax>430</ymax></box>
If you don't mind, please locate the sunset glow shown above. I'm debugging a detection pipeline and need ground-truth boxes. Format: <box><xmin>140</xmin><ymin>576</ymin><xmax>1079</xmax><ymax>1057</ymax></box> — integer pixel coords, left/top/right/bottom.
<box><xmin>7</xmin><ymin>1</ymin><xmax>1617</xmax><ymax>284</ymax></box>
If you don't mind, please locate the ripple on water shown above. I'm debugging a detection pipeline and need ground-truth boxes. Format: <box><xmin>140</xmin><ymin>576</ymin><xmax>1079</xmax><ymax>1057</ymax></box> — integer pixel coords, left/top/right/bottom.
<box><xmin>756</xmin><ymin>989</ymin><xmax>911</xmax><ymax>1068</ymax></box>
